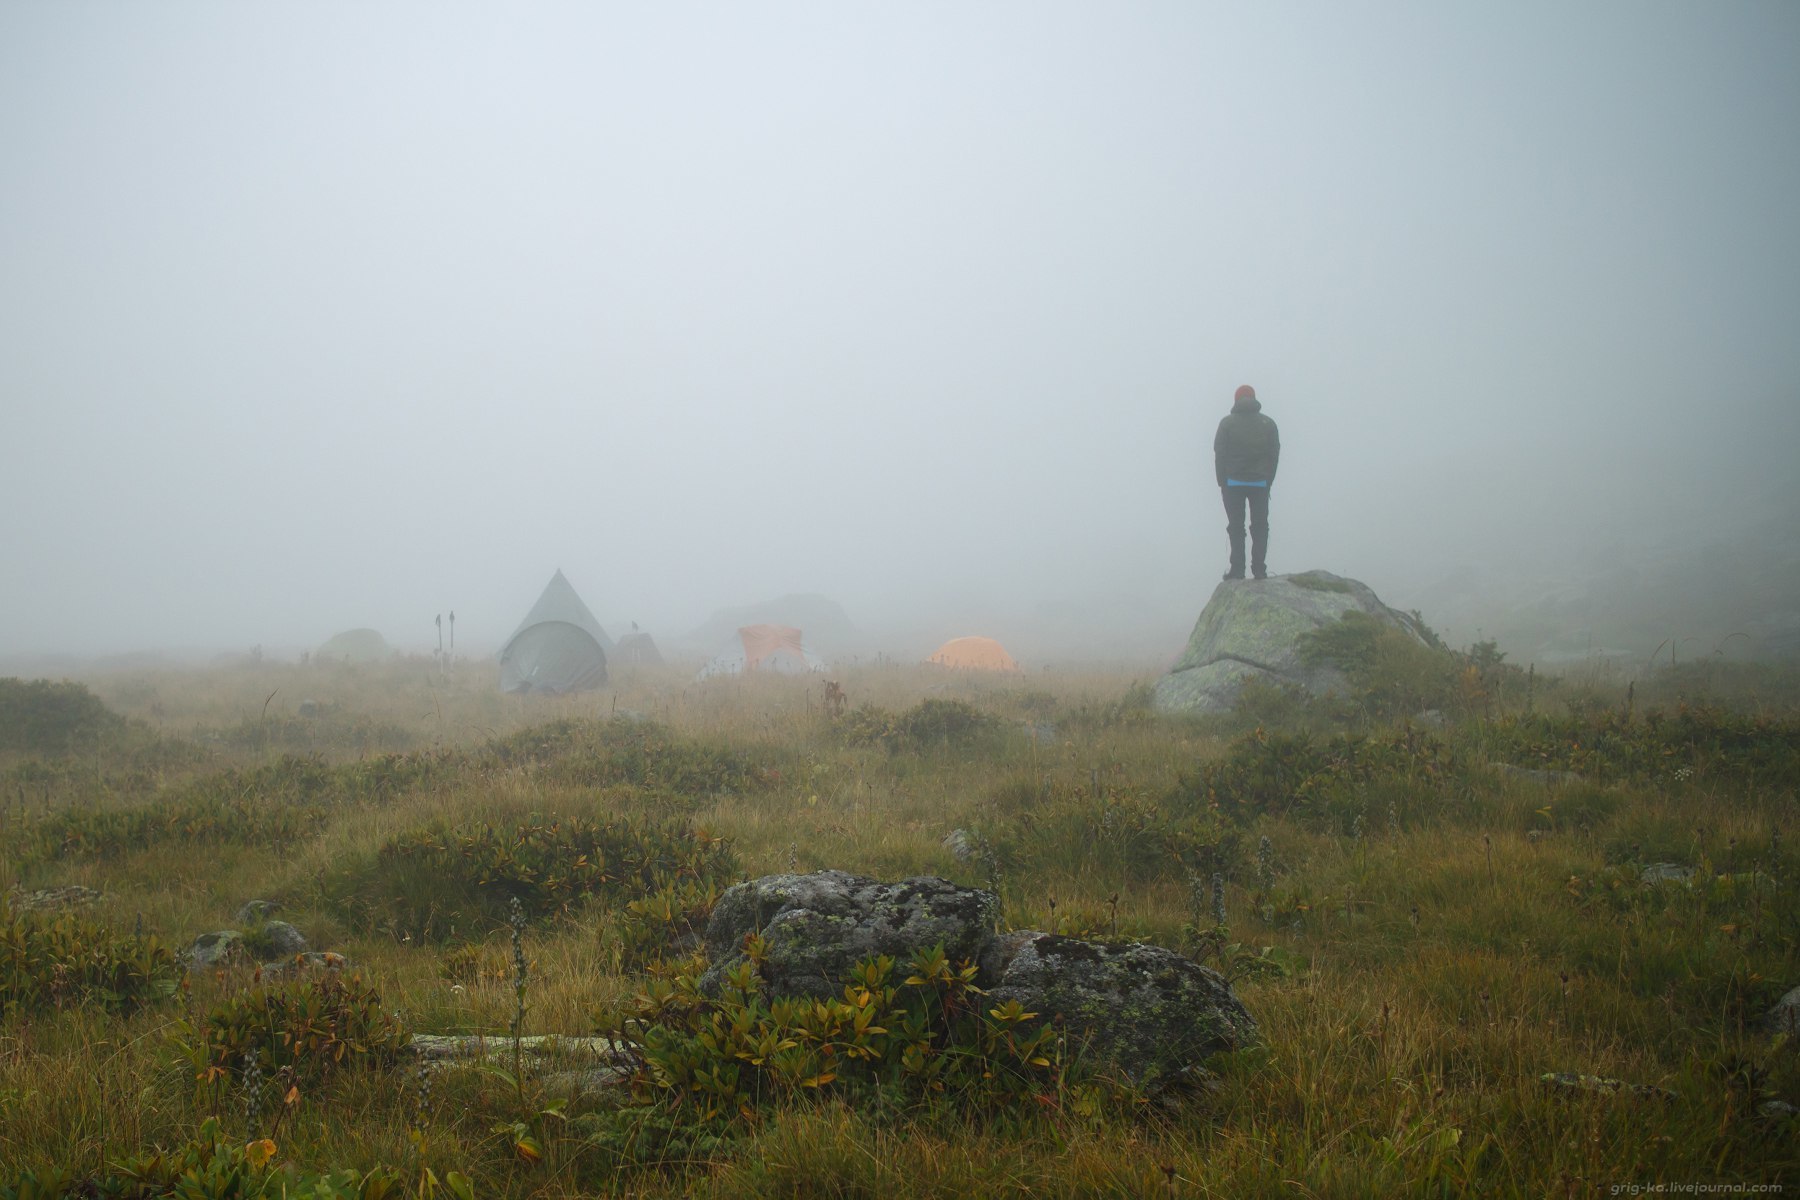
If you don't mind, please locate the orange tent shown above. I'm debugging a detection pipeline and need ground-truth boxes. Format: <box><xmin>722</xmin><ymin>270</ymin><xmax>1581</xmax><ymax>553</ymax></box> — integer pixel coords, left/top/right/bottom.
<box><xmin>925</xmin><ymin>636</ymin><xmax>1019</xmax><ymax>671</ymax></box>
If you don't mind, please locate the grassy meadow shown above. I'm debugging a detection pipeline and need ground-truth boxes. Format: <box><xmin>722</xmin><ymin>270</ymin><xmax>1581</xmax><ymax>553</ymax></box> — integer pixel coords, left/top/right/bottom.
<box><xmin>1</xmin><ymin>648</ymin><xmax>1797</xmax><ymax>1197</ymax></box>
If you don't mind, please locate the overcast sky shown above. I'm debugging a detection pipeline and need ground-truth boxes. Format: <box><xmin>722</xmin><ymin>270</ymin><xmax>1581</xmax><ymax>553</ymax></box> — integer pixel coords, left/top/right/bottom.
<box><xmin>3</xmin><ymin>2</ymin><xmax>1797</xmax><ymax>659</ymax></box>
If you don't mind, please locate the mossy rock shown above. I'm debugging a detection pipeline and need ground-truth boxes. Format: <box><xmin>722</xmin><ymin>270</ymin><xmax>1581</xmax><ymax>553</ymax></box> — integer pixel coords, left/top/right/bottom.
<box><xmin>1153</xmin><ymin>571</ymin><xmax>1431</xmax><ymax>715</ymax></box>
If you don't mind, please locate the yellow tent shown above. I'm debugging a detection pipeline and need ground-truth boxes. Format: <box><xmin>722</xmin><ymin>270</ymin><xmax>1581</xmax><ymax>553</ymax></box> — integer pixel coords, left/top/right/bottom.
<box><xmin>925</xmin><ymin>636</ymin><xmax>1019</xmax><ymax>672</ymax></box>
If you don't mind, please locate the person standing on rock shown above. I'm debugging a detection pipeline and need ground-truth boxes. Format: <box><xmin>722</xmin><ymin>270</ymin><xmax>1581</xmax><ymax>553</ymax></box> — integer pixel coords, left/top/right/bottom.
<box><xmin>1213</xmin><ymin>384</ymin><xmax>1280</xmax><ymax>581</ymax></box>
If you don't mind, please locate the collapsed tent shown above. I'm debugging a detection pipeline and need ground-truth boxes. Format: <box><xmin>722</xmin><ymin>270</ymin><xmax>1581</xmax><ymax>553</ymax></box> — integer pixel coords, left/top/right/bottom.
<box><xmin>925</xmin><ymin>636</ymin><xmax>1019</xmax><ymax>672</ymax></box>
<box><xmin>499</xmin><ymin>570</ymin><xmax>611</xmax><ymax>694</ymax></box>
<box><xmin>697</xmin><ymin>624</ymin><xmax>826</xmax><ymax>680</ymax></box>
<box><xmin>612</xmin><ymin>628</ymin><xmax>664</xmax><ymax>667</ymax></box>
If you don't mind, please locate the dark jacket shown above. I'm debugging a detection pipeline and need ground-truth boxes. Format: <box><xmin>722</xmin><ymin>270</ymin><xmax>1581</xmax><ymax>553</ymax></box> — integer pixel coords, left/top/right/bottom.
<box><xmin>1214</xmin><ymin>396</ymin><xmax>1280</xmax><ymax>487</ymax></box>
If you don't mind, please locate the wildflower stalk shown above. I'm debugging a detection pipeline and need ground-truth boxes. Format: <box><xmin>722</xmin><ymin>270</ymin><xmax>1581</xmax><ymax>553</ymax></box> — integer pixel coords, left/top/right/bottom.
<box><xmin>509</xmin><ymin>895</ymin><xmax>528</xmax><ymax>1091</ymax></box>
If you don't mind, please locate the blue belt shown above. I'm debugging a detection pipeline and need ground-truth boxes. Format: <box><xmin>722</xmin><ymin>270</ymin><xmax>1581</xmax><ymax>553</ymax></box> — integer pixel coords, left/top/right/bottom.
<box><xmin>1225</xmin><ymin>479</ymin><xmax>1268</xmax><ymax>487</ymax></box>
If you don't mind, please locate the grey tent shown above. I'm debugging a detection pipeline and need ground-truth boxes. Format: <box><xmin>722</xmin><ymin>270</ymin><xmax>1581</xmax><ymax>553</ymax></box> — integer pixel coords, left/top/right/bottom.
<box><xmin>499</xmin><ymin>570</ymin><xmax>612</xmax><ymax>694</ymax></box>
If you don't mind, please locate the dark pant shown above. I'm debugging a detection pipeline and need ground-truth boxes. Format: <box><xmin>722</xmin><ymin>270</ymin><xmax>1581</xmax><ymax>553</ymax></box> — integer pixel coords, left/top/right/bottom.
<box><xmin>1221</xmin><ymin>485</ymin><xmax>1270</xmax><ymax>578</ymax></box>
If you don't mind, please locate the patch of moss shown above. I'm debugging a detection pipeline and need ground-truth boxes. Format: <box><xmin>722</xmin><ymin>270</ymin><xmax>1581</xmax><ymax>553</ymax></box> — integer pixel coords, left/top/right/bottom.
<box><xmin>1287</xmin><ymin>571</ymin><xmax>1353</xmax><ymax>594</ymax></box>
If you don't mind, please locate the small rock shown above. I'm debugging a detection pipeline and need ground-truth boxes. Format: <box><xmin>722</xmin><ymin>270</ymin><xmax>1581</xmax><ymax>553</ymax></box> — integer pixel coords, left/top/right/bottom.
<box><xmin>8</xmin><ymin>885</ymin><xmax>104</xmax><ymax>912</ymax></box>
<box><xmin>1492</xmin><ymin>763</ymin><xmax>1582</xmax><ymax>786</ymax></box>
<box><xmin>942</xmin><ymin>829</ymin><xmax>976</xmax><ymax>862</ymax></box>
<box><xmin>1764</xmin><ymin>984</ymin><xmax>1800</xmax><ymax>1035</ymax></box>
<box><xmin>262</xmin><ymin>951</ymin><xmax>347</xmax><ymax>978</ymax></box>
<box><xmin>1539</xmin><ymin>1071</ymin><xmax>1675</xmax><ymax>1102</ymax></box>
<box><xmin>236</xmin><ymin>899</ymin><xmax>281</xmax><ymax>924</ymax></box>
<box><xmin>186</xmin><ymin>930</ymin><xmax>244</xmax><ymax>969</ymax></box>
<box><xmin>298</xmin><ymin>700</ymin><xmax>320</xmax><ymax>718</ymax></box>
<box><xmin>408</xmin><ymin>1034</ymin><xmax>634</xmax><ymax>1094</ymax></box>
<box><xmin>1413</xmin><ymin>709</ymin><xmax>1448</xmax><ymax>730</ymax></box>
<box><xmin>256</xmin><ymin>920</ymin><xmax>309</xmax><ymax>957</ymax></box>
<box><xmin>1640</xmin><ymin>863</ymin><xmax>1696</xmax><ymax>886</ymax></box>
<box><xmin>1759</xmin><ymin>1100</ymin><xmax>1798</xmax><ymax>1121</ymax></box>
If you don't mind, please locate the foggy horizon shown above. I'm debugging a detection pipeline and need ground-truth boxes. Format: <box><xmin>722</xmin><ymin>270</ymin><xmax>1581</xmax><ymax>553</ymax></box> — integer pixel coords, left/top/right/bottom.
<box><xmin>5</xmin><ymin>4</ymin><xmax>1797</xmax><ymax>667</ymax></box>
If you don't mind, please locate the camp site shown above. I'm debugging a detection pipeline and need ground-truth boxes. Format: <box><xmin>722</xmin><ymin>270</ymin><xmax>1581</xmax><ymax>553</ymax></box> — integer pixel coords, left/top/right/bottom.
<box><xmin>3</xmin><ymin>4</ymin><xmax>1796</xmax><ymax>1196</ymax></box>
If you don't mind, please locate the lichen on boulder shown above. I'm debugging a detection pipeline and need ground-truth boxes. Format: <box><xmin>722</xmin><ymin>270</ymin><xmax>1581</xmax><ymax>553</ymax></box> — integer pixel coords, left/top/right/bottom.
<box><xmin>980</xmin><ymin>931</ymin><xmax>1259</xmax><ymax>1088</ymax></box>
<box><xmin>700</xmin><ymin>870</ymin><xmax>997</xmax><ymax>999</ymax></box>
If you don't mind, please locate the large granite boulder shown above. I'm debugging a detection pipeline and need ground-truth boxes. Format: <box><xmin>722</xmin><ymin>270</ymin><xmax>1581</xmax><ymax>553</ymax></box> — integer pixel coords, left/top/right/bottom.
<box><xmin>1154</xmin><ymin>570</ymin><xmax>1432</xmax><ymax>715</ymax></box>
<box><xmin>699</xmin><ymin>871</ymin><xmax>1259</xmax><ymax>1087</ymax></box>
<box><xmin>701</xmin><ymin>870</ymin><xmax>996</xmax><ymax>999</ymax></box>
<box><xmin>981</xmin><ymin>932</ymin><xmax>1259</xmax><ymax>1088</ymax></box>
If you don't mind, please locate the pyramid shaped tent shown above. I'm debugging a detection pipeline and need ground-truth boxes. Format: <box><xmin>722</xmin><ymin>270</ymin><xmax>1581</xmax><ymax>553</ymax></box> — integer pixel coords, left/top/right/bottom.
<box><xmin>925</xmin><ymin>636</ymin><xmax>1019</xmax><ymax>671</ymax></box>
<box><xmin>499</xmin><ymin>570</ymin><xmax>612</xmax><ymax>694</ymax></box>
<box><xmin>697</xmin><ymin>624</ymin><xmax>826</xmax><ymax>680</ymax></box>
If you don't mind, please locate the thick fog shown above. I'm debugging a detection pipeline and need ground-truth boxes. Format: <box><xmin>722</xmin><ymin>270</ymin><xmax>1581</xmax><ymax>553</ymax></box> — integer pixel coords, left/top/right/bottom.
<box><xmin>4</xmin><ymin>3</ymin><xmax>1797</xmax><ymax>666</ymax></box>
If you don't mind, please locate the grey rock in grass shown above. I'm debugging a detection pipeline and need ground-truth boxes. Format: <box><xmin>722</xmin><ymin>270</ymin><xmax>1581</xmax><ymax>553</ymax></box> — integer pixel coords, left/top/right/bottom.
<box><xmin>1760</xmin><ymin>1100</ymin><xmax>1798</xmax><ymax>1121</ymax></box>
<box><xmin>1492</xmin><ymin>763</ymin><xmax>1583</xmax><ymax>787</ymax></box>
<box><xmin>980</xmin><ymin>931</ymin><xmax>1259</xmax><ymax>1089</ymax></box>
<box><xmin>235</xmin><ymin>899</ymin><xmax>280</xmax><ymax>924</ymax></box>
<box><xmin>262</xmin><ymin>950</ymin><xmax>347</xmax><ymax>978</ymax></box>
<box><xmin>699</xmin><ymin>870</ymin><xmax>1259</xmax><ymax>1089</ymax></box>
<box><xmin>701</xmin><ymin>870</ymin><xmax>997</xmax><ymax>1000</ymax></box>
<box><xmin>409</xmin><ymin>1034</ymin><xmax>634</xmax><ymax>1093</ymax></box>
<box><xmin>1764</xmin><ymin>984</ymin><xmax>1800</xmax><ymax>1035</ymax></box>
<box><xmin>1639</xmin><ymin>863</ymin><xmax>1696</xmax><ymax>886</ymax></box>
<box><xmin>1539</xmin><ymin>1071</ymin><xmax>1676</xmax><ymax>1102</ymax></box>
<box><xmin>1152</xmin><ymin>571</ymin><xmax>1432</xmax><ymax>715</ymax></box>
<box><xmin>9</xmin><ymin>885</ymin><xmax>104</xmax><ymax>912</ymax></box>
<box><xmin>942</xmin><ymin>829</ymin><xmax>976</xmax><ymax>862</ymax></box>
<box><xmin>185</xmin><ymin>930</ymin><xmax>244</xmax><ymax>969</ymax></box>
<box><xmin>255</xmin><ymin>920</ymin><xmax>309</xmax><ymax>957</ymax></box>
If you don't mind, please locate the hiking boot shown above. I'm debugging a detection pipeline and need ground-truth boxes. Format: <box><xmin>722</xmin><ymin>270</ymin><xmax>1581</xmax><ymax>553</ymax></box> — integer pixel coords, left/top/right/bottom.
<box><xmin>1222</xmin><ymin>569</ymin><xmax>1245</xmax><ymax>581</ymax></box>
<box><xmin>1252</xmin><ymin>569</ymin><xmax>1268</xmax><ymax>580</ymax></box>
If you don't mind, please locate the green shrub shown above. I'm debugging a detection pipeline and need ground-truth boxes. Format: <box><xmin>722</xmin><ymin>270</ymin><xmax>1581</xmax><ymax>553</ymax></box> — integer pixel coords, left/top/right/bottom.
<box><xmin>330</xmin><ymin>815</ymin><xmax>739</xmax><ymax>942</ymax></box>
<box><xmin>1298</xmin><ymin>612</ymin><xmax>1464</xmax><ymax>719</ymax></box>
<box><xmin>483</xmin><ymin>718</ymin><xmax>785</xmax><ymax>795</ymax></box>
<box><xmin>587</xmin><ymin>945</ymin><xmax>1090</xmax><ymax>1169</ymax></box>
<box><xmin>31</xmin><ymin>751</ymin><xmax>459</xmax><ymax>862</ymax></box>
<box><xmin>0</xmin><ymin>897</ymin><xmax>182</xmax><ymax>1016</ymax></box>
<box><xmin>0</xmin><ymin>1117</ymin><xmax>472</xmax><ymax>1200</ymax></box>
<box><xmin>1468</xmin><ymin>707</ymin><xmax>1800</xmax><ymax>789</ymax></box>
<box><xmin>615</xmin><ymin>878</ymin><xmax>726</xmax><ymax>969</ymax></box>
<box><xmin>835</xmin><ymin>699</ymin><xmax>1002</xmax><ymax>753</ymax></box>
<box><xmin>0</xmin><ymin>678</ymin><xmax>125</xmax><ymax>756</ymax></box>
<box><xmin>1175</xmin><ymin>725</ymin><xmax>1459</xmax><ymax>826</ymax></box>
<box><xmin>974</xmin><ymin>777</ymin><xmax>1239</xmax><ymax>887</ymax></box>
<box><xmin>186</xmin><ymin>971</ymin><xmax>409</xmax><ymax>1102</ymax></box>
